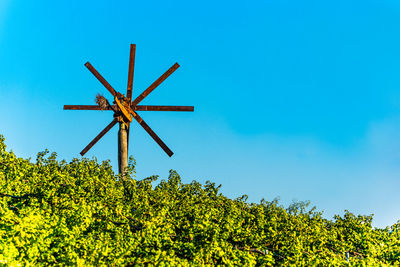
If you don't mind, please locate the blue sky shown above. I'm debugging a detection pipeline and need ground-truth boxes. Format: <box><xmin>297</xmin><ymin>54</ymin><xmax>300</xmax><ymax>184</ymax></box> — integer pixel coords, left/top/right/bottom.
<box><xmin>1</xmin><ymin>0</ymin><xmax>400</xmax><ymax>228</ymax></box>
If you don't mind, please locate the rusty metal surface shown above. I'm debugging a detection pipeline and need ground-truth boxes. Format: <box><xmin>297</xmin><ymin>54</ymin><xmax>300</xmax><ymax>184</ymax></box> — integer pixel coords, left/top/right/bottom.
<box><xmin>64</xmin><ymin>44</ymin><xmax>193</xmax><ymax>163</ymax></box>
<box><xmin>126</xmin><ymin>44</ymin><xmax>136</xmax><ymax>101</ymax></box>
<box><xmin>123</xmin><ymin>101</ymin><xmax>135</xmax><ymax>117</ymax></box>
<box><xmin>64</xmin><ymin>105</ymin><xmax>194</xmax><ymax>112</ymax></box>
<box><xmin>114</xmin><ymin>97</ymin><xmax>133</xmax><ymax>122</ymax></box>
<box><xmin>134</xmin><ymin>105</ymin><xmax>194</xmax><ymax>111</ymax></box>
<box><xmin>131</xmin><ymin>111</ymin><xmax>173</xmax><ymax>157</ymax></box>
<box><xmin>64</xmin><ymin>105</ymin><xmax>118</xmax><ymax>111</ymax></box>
<box><xmin>80</xmin><ymin>119</ymin><xmax>118</xmax><ymax>156</ymax></box>
<box><xmin>131</xmin><ymin>63</ymin><xmax>180</xmax><ymax>106</ymax></box>
<box><xmin>64</xmin><ymin>105</ymin><xmax>112</xmax><ymax>110</ymax></box>
<box><xmin>85</xmin><ymin>62</ymin><xmax>118</xmax><ymax>97</ymax></box>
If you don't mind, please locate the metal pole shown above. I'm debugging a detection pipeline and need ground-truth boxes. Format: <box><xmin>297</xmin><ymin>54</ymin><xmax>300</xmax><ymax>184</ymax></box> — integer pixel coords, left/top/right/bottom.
<box><xmin>118</xmin><ymin>122</ymin><xmax>128</xmax><ymax>176</ymax></box>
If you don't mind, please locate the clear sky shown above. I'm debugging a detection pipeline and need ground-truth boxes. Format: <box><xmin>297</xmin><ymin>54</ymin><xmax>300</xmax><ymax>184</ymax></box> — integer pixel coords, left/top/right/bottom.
<box><xmin>1</xmin><ymin>0</ymin><xmax>400</xmax><ymax>228</ymax></box>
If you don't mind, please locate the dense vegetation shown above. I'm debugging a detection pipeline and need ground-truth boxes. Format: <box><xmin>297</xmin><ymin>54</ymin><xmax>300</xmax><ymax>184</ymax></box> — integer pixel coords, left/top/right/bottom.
<box><xmin>0</xmin><ymin>135</ymin><xmax>399</xmax><ymax>266</ymax></box>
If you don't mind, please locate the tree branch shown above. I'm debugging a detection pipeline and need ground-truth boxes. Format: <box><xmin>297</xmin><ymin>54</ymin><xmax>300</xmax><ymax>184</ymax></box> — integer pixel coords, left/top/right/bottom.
<box><xmin>0</xmin><ymin>193</ymin><xmax>36</xmax><ymax>199</ymax></box>
<box><xmin>235</xmin><ymin>245</ymin><xmax>266</xmax><ymax>256</ymax></box>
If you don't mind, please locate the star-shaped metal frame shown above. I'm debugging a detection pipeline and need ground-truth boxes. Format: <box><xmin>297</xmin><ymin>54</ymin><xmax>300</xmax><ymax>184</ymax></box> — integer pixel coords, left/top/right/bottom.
<box><xmin>64</xmin><ymin>44</ymin><xmax>194</xmax><ymax>157</ymax></box>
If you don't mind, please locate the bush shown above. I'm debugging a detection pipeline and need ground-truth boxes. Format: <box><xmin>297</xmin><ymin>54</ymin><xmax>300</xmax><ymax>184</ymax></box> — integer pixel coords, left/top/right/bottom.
<box><xmin>0</xmin><ymin>135</ymin><xmax>399</xmax><ymax>266</ymax></box>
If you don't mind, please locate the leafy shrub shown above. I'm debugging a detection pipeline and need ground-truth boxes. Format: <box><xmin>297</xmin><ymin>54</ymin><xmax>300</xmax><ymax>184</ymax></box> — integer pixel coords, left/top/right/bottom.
<box><xmin>0</xmin><ymin>135</ymin><xmax>399</xmax><ymax>266</ymax></box>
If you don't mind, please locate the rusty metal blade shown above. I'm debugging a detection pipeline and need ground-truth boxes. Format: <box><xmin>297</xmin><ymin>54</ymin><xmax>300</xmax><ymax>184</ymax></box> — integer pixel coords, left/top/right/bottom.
<box><xmin>64</xmin><ymin>105</ymin><xmax>115</xmax><ymax>110</ymax></box>
<box><xmin>85</xmin><ymin>62</ymin><xmax>118</xmax><ymax>97</ymax></box>
<box><xmin>131</xmin><ymin>111</ymin><xmax>173</xmax><ymax>157</ymax></box>
<box><xmin>134</xmin><ymin>105</ymin><xmax>194</xmax><ymax>112</ymax></box>
<box><xmin>80</xmin><ymin>119</ymin><xmax>118</xmax><ymax>156</ymax></box>
<box><xmin>126</xmin><ymin>44</ymin><xmax>136</xmax><ymax>101</ymax></box>
<box><xmin>131</xmin><ymin>63</ymin><xmax>180</xmax><ymax>106</ymax></box>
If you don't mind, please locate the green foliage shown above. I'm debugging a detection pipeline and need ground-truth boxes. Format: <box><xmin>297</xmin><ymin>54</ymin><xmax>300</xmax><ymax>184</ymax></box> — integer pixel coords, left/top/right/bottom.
<box><xmin>0</xmin><ymin>135</ymin><xmax>399</xmax><ymax>266</ymax></box>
